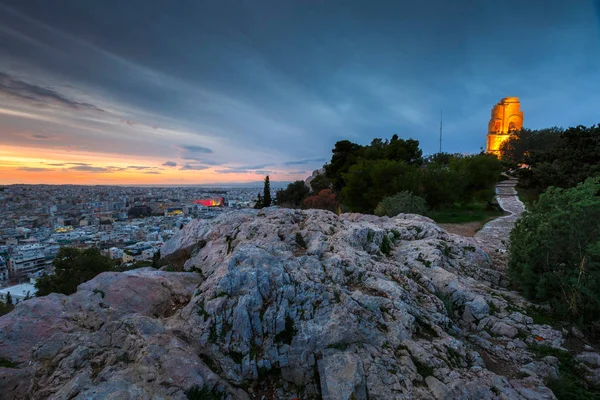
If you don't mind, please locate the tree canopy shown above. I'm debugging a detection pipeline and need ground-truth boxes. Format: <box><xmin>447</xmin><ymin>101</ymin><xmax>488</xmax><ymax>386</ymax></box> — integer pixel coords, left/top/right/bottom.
<box><xmin>275</xmin><ymin>180</ymin><xmax>310</xmax><ymax>208</ymax></box>
<box><xmin>509</xmin><ymin>177</ymin><xmax>600</xmax><ymax>334</ymax></box>
<box><xmin>35</xmin><ymin>247</ymin><xmax>115</xmax><ymax>296</ymax></box>
<box><xmin>501</xmin><ymin>125</ymin><xmax>600</xmax><ymax>197</ymax></box>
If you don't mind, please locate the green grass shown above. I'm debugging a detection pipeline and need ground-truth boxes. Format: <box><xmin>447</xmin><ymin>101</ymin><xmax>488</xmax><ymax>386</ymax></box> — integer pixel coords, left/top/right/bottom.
<box><xmin>528</xmin><ymin>344</ymin><xmax>600</xmax><ymax>399</ymax></box>
<box><xmin>427</xmin><ymin>202</ymin><xmax>505</xmax><ymax>224</ymax></box>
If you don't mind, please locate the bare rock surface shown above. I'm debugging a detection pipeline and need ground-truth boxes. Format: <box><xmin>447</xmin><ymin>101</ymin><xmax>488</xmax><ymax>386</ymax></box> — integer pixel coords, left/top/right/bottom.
<box><xmin>0</xmin><ymin>206</ymin><xmax>566</xmax><ymax>399</ymax></box>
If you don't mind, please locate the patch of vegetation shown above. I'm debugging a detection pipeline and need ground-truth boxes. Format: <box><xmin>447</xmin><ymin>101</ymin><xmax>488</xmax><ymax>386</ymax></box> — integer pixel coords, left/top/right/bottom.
<box><xmin>414</xmin><ymin>314</ymin><xmax>439</xmax><ymax>338</ymax></box>
<box><xmin>510</xmin><ymin>177</ymin><xmax>600</xmax><ymax>336</ymax></box>
<box><xmin>528</xmin><ymin>344</ymin><xmax>600</xmax><ymax>399</ymax></box>
<box><xmin>208</xmin><ymin>324</ymin><xmax>218</xmax><ymax>343</ymax></box>
<box><xmin>435</xmin><ymin>291</ymin><xmax>455</xmax><ymax>317</ymax></box>
<box><xmin>333</xmin><ymin>289</ymin><xmax>341</xmax><ymax>303</ymax></box>
<box><xmin>374</xmin><ymin>191</ymin><xmax>427</xmax><ymax>217</ymax></box>
<box><xmin>116</xmin><ymin>352</ymin><xmax>132</xmax><ymax>364</ymax></box>
<box><xmin>0</xmin><ymin>357</ymin><xmax>18</xmax><ymax>368</ymax></box>
<box><xmin>427</xmin><ymin>202</ymin><xmax>504</xmax><ymax>224</ymax></box>
<box><xmin>488</xmin><ymin>301</ymin><xmax>498</xmax><ymax>315</ymax></box>
<box><xmin>380</xmin><ymin>235</ymin><xmax>392</xmax><ymax>256</ymax></box>
<box><xmin>412</xmin><ymin>357</ymin><xmax>434</xmax><ymax>378</ymax></box>
<box><xmin>295</xmin><ymin>232</ymin><xmax>307</xmax><ymax>249</ymax></box>
<box><xmin>225</xmin><ymin>235</ymin><xmax>233</xmax><ymax>255</ymax></box>
<box><xmin>197</xmin><ymin>302</ymin><xmax>209</xmax><ymax>319</ymax></box>
<box><xmin>327</xmin><ymin>342</ymin><xmax>351</xmax><ymax>351</ymax></box>
<box><xmin>229</xmin><ymin>351</ymin><xmax>244</xmax><ymax>364</ymax></box>
<box><xmin>185</xmin><ymin>385</ymin><xmax>224</xmax><ymax>400</ymax></box>
<box><xmin>35</xmin><ymin>247</ymin><xmax>115</xmax><ymax>296</ymax></box>
<box><xmin>0</xmin><ymin>302</ymin><xmax>14</xmax><ymax>317</ymax></box>
<box><xmin>92</xmin><ymin>289</ymin><xmax>105</xmax><ymax>298</ymax></box>
<box><xmin>526</xmin><ymin>306</ymin><xmax>561</xmax><ymax>328</ymax></box>
<box><xmin>274</xmin><ymin>316</ymin><xmax>297</xmax><ymax>345</ymax></box>
<box><xmin>198</xmin><ymin>354</ymin><xmax>220</xmax><ymax>372</ymax></box>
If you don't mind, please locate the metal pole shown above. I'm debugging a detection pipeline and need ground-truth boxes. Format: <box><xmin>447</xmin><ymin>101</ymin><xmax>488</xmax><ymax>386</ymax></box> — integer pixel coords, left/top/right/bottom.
<box><xmin>439</xmin><ymin>109</ymin><xmax>443</xmax><ymax>153</ymax></box>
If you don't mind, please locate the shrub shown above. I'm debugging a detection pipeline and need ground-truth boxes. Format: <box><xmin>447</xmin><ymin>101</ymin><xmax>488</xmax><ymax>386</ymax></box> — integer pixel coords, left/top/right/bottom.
<box><xmin>509</xmin><ymin>177</ymin><xmax>600</xmax><ymax>334</ymax></box>
<box><xmin>374</xmin><ymin>191</ymin><xmax>427</xmax><ymax>217</ymax></box>
<box><xmin>303</xmin><ymin>189</ymin><xmax>338</xmax><ymax>213</ymax></box>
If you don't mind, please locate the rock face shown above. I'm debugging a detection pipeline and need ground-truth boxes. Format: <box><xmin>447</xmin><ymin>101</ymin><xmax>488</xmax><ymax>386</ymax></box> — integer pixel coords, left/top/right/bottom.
<box><xmin>0</xmin><ymin>208</ymin><xmax>567</xmax><ymax>399</ymax></box>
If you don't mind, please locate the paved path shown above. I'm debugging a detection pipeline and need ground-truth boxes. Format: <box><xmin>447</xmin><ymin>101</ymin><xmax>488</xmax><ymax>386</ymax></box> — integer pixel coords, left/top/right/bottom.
<box><xmin>473</xmin><ymin>178</ymin><xmax>525</xmax><ymax>271</ymax></box>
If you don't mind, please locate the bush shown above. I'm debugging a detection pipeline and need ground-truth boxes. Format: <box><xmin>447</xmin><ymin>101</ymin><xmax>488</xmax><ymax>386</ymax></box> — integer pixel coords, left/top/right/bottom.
<box><xmin>303</xmin><ymin>189</ymin><xmax>338</xmax><ymax>213</ymax></box>
<box><xmin>374</xmin><ymin>191</ymin><xmax>427</xmax><ymax>217</ymax></box>
<box><xmin>509</xmin><ymin>177</ymin><xmax>600</xmax><ymax>333</ymax></box>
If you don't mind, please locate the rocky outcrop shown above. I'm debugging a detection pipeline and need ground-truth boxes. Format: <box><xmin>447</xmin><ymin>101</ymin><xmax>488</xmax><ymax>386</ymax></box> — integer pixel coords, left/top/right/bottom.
<box><xmin>0</xmin><ymin>208</ymin><xmax>572</xmax><ymax>399</ymax></box>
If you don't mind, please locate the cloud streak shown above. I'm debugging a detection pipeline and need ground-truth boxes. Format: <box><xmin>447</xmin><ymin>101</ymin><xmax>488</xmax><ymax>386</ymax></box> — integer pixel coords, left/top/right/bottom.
<box><xmin>179</xmin><ymin>144</ymin><xmax>213</xmax><ymax>154</ymax></box>
<box><xmin>179</xmin><ymin>164</ymin><xmax>209</xmax><ymax>170</ymax></box>
<box><xmin>284</xmin><ymin>158</ymin><xmax>326</xmax><ymax>166</ymax></box>
<box><xmin>0</xmin><ymin>72</ymin><xmax>104</xmax><ymax>112</ymax></box>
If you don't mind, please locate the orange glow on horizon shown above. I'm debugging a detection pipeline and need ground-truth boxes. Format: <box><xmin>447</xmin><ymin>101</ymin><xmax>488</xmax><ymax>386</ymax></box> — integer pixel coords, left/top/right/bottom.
<box><xmin>0</xmin><ymin>144</ymin><xmax>300</xmax><ymax>185</ymax></box>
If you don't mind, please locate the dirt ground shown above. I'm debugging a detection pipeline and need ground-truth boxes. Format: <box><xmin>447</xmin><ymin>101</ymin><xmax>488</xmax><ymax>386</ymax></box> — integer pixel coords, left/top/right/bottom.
<box><xmin>437</xmin><ymin>221</ymin><xmax>487</xmax><ymax>237</ymax></box>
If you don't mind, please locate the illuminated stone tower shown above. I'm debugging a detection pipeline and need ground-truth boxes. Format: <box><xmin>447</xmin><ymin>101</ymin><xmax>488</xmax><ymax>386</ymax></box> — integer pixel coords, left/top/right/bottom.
<box><xmin>486</xmin><ymin>97</ymin><xmax>524</xmax><ymax>156</ymax></box>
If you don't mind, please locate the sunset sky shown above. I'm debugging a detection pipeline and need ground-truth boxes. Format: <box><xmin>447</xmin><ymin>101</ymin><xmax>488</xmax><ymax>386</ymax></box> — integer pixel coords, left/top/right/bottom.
<box><xmin>1</xmin><ymin>0</ymin><xmax>600</xmax><ymax>185</ymax></box>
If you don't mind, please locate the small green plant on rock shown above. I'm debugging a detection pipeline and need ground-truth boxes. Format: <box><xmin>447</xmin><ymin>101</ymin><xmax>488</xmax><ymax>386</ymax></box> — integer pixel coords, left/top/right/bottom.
<box><xmin>185</xmin><ymin>385</ymin><xmax>224</xmax><ymax>400</ymax></box>
<box><xmin>0</xmin><ymin>357</ymin><xmax>18</xmax><ymax>368</ymax></box>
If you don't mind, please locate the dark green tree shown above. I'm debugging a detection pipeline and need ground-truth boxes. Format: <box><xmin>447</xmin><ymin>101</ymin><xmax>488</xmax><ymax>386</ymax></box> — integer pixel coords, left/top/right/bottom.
<box><xmin>420</xmin><ymin>163</ymin><xmax>462</xmax><ymax>209</ymax></box>
<box><xmin>341</xmin><ymin>159</ymin><xmax>420</xmax><ymax>213</ymax></box>
<box><xmin>5</xmin><ymin>291</ymin><xmax>12</xmax><ymax>305</ymax></box>
<box><xmin>449</xmin><ymin>153</ymin><xmax>503</xmax><ymax>203</ymax></box>
<box><xmin>275</xmin><ymin>180</ymin><xmax>309</xmax><ymax>208</ymax></box>
<box><xmin>152</xmin><ymin>250</ymin><xmax>161</xmax><ymax>268</ymax></box>
<box><xmin>308</xmin><ymin>174</ymin><xmax>332</xmax><ymax>194</ymax></box>
<box><xmin>254</xmin><ymin>193</ymin><xmax>264</xmax><ymax>209</ymax></box>
<box><xmin>263</xmin><ymin>175</ymin><xmax>272</xmax><ymax>207</ymax></box>
<box><xmin>509</xmin><ymin>177</ymin><xmax>600</xmax><ymax>333</ymax></box>
<box><xmin>325</xmin><ymin>140</ymin><xmax>364</xmax><ymax>192</ymax></box>
<box><xmin>35</xmin><ymin>247</ymin><xmax>115</xmax><ymax>296</ymax></box>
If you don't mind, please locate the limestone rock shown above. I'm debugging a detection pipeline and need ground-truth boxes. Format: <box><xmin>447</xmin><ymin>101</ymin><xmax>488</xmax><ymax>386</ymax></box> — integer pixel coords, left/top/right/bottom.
<box><xmin>0</xmin><ymin>208</ymin><xmax>565</xmax><ymax>399</ymax></box>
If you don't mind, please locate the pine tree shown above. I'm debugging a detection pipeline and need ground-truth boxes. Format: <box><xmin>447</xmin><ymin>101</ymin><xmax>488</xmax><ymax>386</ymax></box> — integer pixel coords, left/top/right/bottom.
<box><xmin>263</xmin><ymin>175</ymin><xmax>272</xmax><ymax>207</ymax></box>
<box><xmin>6</xmin><ymin>291</ymin><xmax>12</xmax><ymax>305</ymax></box>
<box><xmin>152</xmin><ymin>250</ymin><xmax>161</xmax><ymax>268</ymax></box>
<box><xmin>254</xmin><ymin>193</ymin><xmax>264</xmax><ymax>209</ymax></box>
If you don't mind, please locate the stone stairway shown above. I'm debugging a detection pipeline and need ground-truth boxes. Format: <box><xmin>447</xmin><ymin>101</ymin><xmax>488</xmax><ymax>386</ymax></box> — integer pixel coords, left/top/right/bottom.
<box><xmin>473</xmin><ymin>178</ymin><xmax>525</xmax><ymax>272</ymax></box>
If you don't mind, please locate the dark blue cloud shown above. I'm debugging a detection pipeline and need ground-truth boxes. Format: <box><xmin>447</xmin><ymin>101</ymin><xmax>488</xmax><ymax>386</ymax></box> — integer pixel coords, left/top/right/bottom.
<box><xmin>0</xmin><ymin>72</ymin><xmax>103</xmax><ymax>111</ymax></box>
<box><xmin>162</xmin><ymin>161</ymin><xmax>177</xmax><ymax>167</ymax></box>
<box><xmin>1</xmin><ymin>0</ymin><xmax>599</xmax><ymax>163</ymax></box>
<box><xmin>179</xmin><ymin>145</ymin><xmax>213</xmax><ymax>154</ymax></box>
<box><xmin>179</xmin><ymin>164</ymin><xmax>209</xmax><ymax>171</ymax></box>
<box><xmin>284</xmin><ymin>158</ymin><xmax>326</xmax><ymax>166</ymax></box>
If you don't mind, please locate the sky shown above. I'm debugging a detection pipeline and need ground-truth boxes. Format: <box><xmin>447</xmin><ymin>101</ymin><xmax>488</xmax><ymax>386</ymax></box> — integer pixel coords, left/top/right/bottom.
<box><xmin>1</xmin><ymin>0</ymin><xmax>600</xmax><ymax>185</ymax></box>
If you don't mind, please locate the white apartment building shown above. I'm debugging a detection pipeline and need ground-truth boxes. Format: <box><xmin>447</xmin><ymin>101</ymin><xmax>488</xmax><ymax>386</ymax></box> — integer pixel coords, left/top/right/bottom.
<box><xmin>8</xmin><ymin>244</ymin><xmax>52</xmax><ymax>279</ymax></box>
<box><xmin>108</xmin><ymin>247</ymin><xmax>124</xmax><ymax>260</ymax></box>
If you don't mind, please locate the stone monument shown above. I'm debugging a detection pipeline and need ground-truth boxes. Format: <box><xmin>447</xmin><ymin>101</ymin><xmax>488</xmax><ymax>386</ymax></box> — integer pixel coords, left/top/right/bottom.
<box><xmin>486</xmin><ymin>97</ymin><xmax>523</xmax><ymax>156</ymax></box>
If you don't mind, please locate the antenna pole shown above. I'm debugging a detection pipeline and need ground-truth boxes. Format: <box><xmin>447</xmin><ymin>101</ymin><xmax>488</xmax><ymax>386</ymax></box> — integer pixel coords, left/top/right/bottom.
<box><xmin>439</xmin><ymin>109</ymin><xmax>443</xmax><ymax>153</ymax></box>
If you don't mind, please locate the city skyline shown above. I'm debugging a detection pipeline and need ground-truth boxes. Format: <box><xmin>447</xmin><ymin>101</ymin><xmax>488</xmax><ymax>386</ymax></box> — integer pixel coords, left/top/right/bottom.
<box><xmin>2</xmin><ymin>0</ymin><xmax>600</xmax><ymax>184</ymax></box>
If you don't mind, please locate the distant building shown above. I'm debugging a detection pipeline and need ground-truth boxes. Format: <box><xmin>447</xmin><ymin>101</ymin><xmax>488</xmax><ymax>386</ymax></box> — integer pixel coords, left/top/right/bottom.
<box><xmin>108</xmin><ymin>247</ymin><xmax>124</xmax><ymax>260</ymax></box>
<box><xmin>128</xmin><ymin>205</ymin><xmax>153</xmax><ymax>218</ymax></box>
<box><xmin>0</xmin><ymin>256</ymin><xmax>8</xmax><ymax>282</ymax></box>
<box><xmin>8</xmin><ymin>244</ymin><xmax>52</xmax><ymax>279</ymax></box>
<box><xmin>486</xmin><ymin>97</ymin><xmax>524</xmax><ymax>156</ymax></box>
